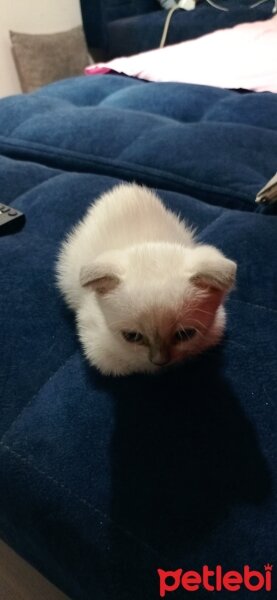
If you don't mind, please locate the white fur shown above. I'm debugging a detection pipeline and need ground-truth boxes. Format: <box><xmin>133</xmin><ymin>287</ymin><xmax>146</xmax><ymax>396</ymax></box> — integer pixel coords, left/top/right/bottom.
<box><xmin>56</xmin><ymin>183</ymin><xmax>236</xmax><ymax>375</ymax></box>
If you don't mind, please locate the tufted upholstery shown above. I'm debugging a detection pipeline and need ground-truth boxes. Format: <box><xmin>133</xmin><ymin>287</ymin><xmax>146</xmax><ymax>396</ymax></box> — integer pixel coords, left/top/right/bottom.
<box><xmin>0</xmin><ymin>75</ymin><xmax>276</xmax><ymax>600</ymax></box>
<box><xmin>0</xmin><ymin>76</ymin><xmax>277</xmax><ymax>211</ymax></box>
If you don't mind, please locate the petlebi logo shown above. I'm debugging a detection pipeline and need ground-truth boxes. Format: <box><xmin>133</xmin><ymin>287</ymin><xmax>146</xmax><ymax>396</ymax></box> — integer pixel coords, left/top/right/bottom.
<box><xmin>158</xmin><ymin>564</ymin><xmax>273</xmax><ymax>596</ymax></box>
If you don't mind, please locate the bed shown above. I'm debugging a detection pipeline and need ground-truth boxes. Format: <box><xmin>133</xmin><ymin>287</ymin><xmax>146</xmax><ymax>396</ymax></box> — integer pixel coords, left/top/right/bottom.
<box><xmin>0</xmin><ymin>2</ymin><xmax>276</xmax><ymax>599</ymax></box>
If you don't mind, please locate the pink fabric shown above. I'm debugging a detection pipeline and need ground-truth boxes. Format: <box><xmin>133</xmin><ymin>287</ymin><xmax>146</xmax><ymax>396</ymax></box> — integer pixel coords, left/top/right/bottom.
<box><xmin>85</xmin><ymin>15</ymin><xmax>277</xmax><ymax>93</ymax></box>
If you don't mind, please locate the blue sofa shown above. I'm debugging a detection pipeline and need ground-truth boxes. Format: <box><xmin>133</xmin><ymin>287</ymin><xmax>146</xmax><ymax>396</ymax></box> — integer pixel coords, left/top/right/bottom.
<box><xmin>0</xmin><ymin>4</ymin><xmax>276</xmax><ymax>600</ymax></box>
<box><xmin>80</xmin><ymin>0</ymin><xmax>274</xmax><ymax>57</ymax></box>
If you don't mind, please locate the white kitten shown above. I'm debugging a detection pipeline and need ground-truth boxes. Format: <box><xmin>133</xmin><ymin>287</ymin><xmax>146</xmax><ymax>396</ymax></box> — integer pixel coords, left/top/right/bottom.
<box><xmin>56</xmin><ymin>183</ymin><xmax>236</xmax><ymax>376</ymax></box>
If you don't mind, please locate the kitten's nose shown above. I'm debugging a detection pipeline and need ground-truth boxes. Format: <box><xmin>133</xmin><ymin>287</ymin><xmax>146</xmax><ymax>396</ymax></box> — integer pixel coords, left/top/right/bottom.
<box><xmin>150</xmin><ymin>358</ymin><xmax>169</xmax><ymax>367</ymax></box>
<box><xmin>150</xmin><ymin>345</ymin><xmax>170</xmax><ymax>367</ymax></box>
<box><xmin>149</xmin><ymin>351</ymin><xmax>170</xmax><ymax>367</ymax></box>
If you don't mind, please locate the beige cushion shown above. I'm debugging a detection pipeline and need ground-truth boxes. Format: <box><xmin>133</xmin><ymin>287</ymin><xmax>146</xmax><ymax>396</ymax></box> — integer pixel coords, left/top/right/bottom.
<box><xmin>10</xmin><ymin>27</ymin><xmax>90</xmax><ymax>93</ymax></box>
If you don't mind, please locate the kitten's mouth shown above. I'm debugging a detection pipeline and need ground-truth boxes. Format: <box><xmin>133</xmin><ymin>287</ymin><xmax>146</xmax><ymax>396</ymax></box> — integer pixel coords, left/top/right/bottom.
<box><xmin>150</xmin><ymin>359</ymin><xmax>170</xmax><ymax>368</ymax></box>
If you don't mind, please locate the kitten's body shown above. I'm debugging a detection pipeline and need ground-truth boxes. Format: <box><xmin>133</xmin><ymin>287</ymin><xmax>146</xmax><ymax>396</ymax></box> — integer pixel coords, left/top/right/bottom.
<box><xmin>56</xmin><ymin>184</ymin><xmax>236</xmax><ymax>375</ymax></box>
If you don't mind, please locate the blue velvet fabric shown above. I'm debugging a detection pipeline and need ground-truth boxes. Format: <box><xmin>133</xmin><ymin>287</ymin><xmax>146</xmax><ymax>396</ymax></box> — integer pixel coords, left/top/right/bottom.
<box><xmin>107</xmin><ymin>2</ymin><xmax>274</xmax><ymax>57</ymax></box>
<box><xmin>80</xmin><ymin>0</ymin><xmax>274</xmax><ymax>57</ymax></box>
<box><xmin>0</xmin><ymin>76</ymin><xmax>277</xmax><ymax>212</ymax></box>
<box><xmin>0</xmin><ymin>75</ymin><xmax>276</xmax><ymax>600</ymax></box>
<box><xmin>80</xmin><ymin>0</ymin><xmax>159</xmax><ymax>54</ymax></box>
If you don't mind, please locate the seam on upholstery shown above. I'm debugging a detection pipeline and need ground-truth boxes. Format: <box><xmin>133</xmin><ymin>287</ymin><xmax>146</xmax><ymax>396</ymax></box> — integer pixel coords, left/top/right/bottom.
<box><xmin>229</xmin><ymin>298</ymin><xmax>277</xmax><ymax>314</ymax></box>
<box><xmin>0</xmin><ymin>352</ymin><xmax>77</xmax><ymax>444</ymax></box>
<box><xmin>0</xmin><ymin>137</ymin><xmax>254</xmax><ymax>208</ymax></box>
<box><xmin>0</xmin><ymin>441</ymin><xmax>166</xmax><ymax>562</ymax></box>
<box><xmin>8</xmin><ymin>171</ymin><xmax>64</xmax><ymax>205</ymax></box>
<box><xmin>194</xmin><ymin>211</ymin><xmax>225</xmax><ymax>239</ymax></box>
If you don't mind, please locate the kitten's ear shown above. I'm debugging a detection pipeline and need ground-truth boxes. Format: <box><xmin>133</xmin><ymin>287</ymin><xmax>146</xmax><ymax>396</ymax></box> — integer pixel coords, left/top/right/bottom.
<box><xmin>188</xmin><ymin>245</ymin><xmax>237</xmax><ymax>292</ymax></box>
<box><xmin>80</xmin><ymin>263</ymin><xmax>121</xmax><ymax>294</ymax></box>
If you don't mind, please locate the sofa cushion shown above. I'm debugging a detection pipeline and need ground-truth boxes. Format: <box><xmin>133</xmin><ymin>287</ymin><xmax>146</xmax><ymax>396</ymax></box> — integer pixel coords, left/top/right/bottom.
<box><xmin>0</xmin><ymin>75</ymin><xmax>277</xmax><ymax>213</ymax></box>
<box><xmin>0</xmin><ymin>151</ymin><xmax>276</xmax><ymax>599</ymax></box>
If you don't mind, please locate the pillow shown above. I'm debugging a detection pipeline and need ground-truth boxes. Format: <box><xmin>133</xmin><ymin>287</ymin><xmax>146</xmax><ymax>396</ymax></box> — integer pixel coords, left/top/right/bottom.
<box><xmin>85</xmin><ymin>15</ymin><xmax>277</xmax><ymax>93</ymax></box>
<box><xmin>10</xmin><ymin>26</ymin><xmax>90</xmax><ymax>93</ymax></box>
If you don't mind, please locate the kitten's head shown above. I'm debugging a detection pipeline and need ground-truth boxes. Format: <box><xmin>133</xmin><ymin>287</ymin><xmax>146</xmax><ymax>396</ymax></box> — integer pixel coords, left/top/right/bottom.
<box><xmin>78</xmin><ymin>243</ymin><xmax>236</xmax><ymax>375</ymax></box>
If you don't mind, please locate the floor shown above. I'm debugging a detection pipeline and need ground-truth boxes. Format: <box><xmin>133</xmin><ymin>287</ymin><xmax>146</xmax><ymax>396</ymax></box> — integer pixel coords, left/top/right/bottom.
<box><xmin>0</xmin><ymin>539</ymin><xmax>70</xmax><ymax>600</ymax></box>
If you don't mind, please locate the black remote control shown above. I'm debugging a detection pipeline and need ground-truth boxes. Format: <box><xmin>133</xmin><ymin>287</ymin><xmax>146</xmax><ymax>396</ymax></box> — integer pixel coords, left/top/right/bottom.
<box><xmin>0</xmin><ymin>203</ymin><xmax>25</xmax><ymax>236</ymax></box>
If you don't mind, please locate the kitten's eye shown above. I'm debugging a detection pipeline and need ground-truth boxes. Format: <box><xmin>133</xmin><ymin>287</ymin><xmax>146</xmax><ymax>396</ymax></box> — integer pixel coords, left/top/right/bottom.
<box><xmin>122</xmin><ymin>330</ymin><xmax>144</xmax><ymax>344</ymax></box>
<box><xmin>174</xmin><ymin>328</ymin><xmax>196</xmax><ymax>343</ymax></box>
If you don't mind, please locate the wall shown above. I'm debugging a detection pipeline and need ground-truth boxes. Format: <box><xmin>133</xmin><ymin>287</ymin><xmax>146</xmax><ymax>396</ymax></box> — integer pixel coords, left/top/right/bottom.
<box><xmin>0</xmin><ymin>0</ymin><xmax>82</xmax><ymax>97</ymax></box>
